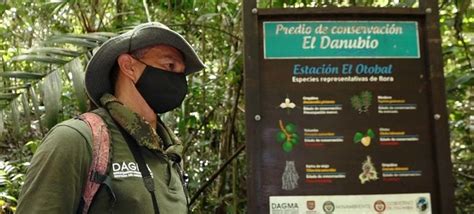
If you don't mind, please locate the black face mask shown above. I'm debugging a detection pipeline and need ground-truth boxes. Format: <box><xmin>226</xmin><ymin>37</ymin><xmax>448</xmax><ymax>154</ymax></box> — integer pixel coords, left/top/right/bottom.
<box><xmin>135</xmin><ymin>64</ymin><xmax>188</xmax><ymax>114</ymax></box>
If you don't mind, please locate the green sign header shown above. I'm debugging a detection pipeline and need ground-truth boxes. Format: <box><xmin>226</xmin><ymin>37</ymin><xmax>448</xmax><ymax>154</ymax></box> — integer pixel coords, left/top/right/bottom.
<box><xmin>263</xmin><ymin>21</ymin><xmax>420</xmax><ymax>59</ymax></box>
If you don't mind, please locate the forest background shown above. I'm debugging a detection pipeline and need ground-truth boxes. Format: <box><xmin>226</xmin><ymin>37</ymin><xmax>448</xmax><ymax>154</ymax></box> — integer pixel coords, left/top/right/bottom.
<box><xmin>0</xmin><ymin>0</ymin><xmax>472</xmax><ymax>213</ymax></box>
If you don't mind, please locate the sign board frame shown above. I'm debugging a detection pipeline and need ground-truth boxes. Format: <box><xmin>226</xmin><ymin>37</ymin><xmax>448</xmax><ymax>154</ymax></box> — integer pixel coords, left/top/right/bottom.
<box><xmin>243</xmin><ymin>2</ymin><xmax>454</xmax><ymax>214</ymax></box>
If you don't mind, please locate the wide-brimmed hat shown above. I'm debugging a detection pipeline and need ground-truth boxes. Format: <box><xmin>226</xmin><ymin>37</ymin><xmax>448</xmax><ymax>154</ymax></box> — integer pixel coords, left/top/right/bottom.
<box><xmin>85</xmin><ymin>22</ymin><xmax>205</xmax><ymax>107</ymax></box>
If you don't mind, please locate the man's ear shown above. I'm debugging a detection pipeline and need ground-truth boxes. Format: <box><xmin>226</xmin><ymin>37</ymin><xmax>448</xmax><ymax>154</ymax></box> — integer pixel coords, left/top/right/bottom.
<box><xmin>117</xmin><ymin>54</ymin><xmax>138</xmax><ymax>82</ymax></box>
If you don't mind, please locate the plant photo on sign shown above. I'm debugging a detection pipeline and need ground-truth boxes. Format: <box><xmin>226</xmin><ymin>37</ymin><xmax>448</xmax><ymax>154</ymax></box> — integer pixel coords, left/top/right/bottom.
<box><xmin>281</xmin><ymin>160</ymin><xmax>299</xmax><ymax>191</ymax></box>
<box><xmin>279</xmin><ymin>96</ymin><xmax>296</xmax><ymax>114</ymax></box>
<box><xmin>359</xmin><ymin>156</ymin><xmax>379</xmax><ymax>184</ymax></box>
<box><xmin>351</xmin><ymin>91</ymin><xmax>373</xmax><ymax>114</ymax></box>
<box><xmin>353</xmin><ymin>129</ymin><xmax>376</xmax><ymax>147</ymax></box>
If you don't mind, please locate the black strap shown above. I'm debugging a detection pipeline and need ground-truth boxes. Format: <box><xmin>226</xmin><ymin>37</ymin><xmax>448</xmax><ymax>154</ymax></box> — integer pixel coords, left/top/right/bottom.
<box><xmin>76</xmin><ymin>198</ymin><xmax>85</xmax><ymax>214</ymax></box>
<box><xmin>117</xmin><ymin>127</ymin><xmax>160</xmax><ymax>214</ymax></box>
<box><xmin>77</xmin><ymin>174</ymin><xmax>116</xmax><ymax>214</ymax></box>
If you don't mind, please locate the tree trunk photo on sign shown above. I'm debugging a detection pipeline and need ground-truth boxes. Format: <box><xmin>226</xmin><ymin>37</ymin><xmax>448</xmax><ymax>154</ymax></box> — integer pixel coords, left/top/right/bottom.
<box><xmin>282</xmin><ymin>160</ymin><xmax>300</xmax><ymax>191</ymax></box>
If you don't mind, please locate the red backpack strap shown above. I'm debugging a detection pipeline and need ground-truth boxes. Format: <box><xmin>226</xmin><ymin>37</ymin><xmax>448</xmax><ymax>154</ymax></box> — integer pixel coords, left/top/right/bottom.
<box><xmin>78</xmin><ymin>112</ymin><xmax>112</xmax><ymax>214</ymax></box>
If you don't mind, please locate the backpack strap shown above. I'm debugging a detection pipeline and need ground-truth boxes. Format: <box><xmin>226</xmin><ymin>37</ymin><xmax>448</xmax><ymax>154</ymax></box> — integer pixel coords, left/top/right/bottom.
<box><xmin>78</xmin><ymin>112</ymin><xmax>113</xmax><ymax>214</ymax></box>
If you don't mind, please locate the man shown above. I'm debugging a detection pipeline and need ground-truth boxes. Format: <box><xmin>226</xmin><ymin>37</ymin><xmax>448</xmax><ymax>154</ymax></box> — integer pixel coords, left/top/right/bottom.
<box><xmin>16</xmin><ymin>22</ymin><xmax>205</xmax><ymax>213</ymax></box>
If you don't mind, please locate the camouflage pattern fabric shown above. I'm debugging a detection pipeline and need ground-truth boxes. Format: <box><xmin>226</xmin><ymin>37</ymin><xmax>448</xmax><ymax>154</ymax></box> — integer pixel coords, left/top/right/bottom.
<box><xmin>100</xmin><ymin>94</ymin><xmax>184</xmax><ymax>159</ymax></box>
<box><xmin>158</xmin><ymin>117</ymin><xmax>184</xmax><ymax>160</ymax></box>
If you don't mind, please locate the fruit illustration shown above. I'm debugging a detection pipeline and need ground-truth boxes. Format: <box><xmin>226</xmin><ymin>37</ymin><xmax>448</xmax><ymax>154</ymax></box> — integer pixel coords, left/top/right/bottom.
<box><xmin>361</xmin><ymin>136</ymin><xmax>371</xmax><ymax>146</ymax></box>
<box><xmin>353</xmin><ymin>129</ymin><xmax>375</xmax><ymax>147</ymax></box>
<box><xmin>276</xmin><ymin>120</ymin><xmax>299</xmax><ymax>152</ymax></box>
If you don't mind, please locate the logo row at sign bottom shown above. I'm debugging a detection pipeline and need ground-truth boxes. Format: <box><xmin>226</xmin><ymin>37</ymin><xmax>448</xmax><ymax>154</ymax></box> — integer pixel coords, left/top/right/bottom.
<box><xmin>270</xmin><ymin>193</ymin><xmax>431</xmax><ymax>214</ymax></box>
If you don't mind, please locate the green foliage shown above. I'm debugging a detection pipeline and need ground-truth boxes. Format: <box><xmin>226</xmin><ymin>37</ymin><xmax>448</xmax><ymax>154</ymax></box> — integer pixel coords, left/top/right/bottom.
<box><xmin>440</xmin><ymin>1</ymin><xmax>474</xmax><ymax>213</ymax></box>
<box><xmin>11</xmin><ymin>55</ymin><xmax>70</xmax><ymax>64</ymax></box>
<box><xmin>0</xmin><ymin>139</ymin><xmax>37</xmax><ymax>213</ymax></box>
<box><xmin>0</xmin><ymin>72</ymin><xmax>44</xmax><ymax>80</ymax></box>
<box><xmin>42</xmin><ymin>71</ymin><xmax>62</xmax><ymax>129</ymax></box>
<box><xmin>351</xmin><ymin>91</ymin><xmax>373</xmax><ymax>114</ymax></box>
<box><xmin>0</xmin><ymin>161</ymin><xmax>24</xmax><ymax>205</ymax></box>
<box><xmin>360</xmin><ymin>91</ymin><xmax>372</xmax><ymax>109</ymax></box>
<box><xmin>0</xmin><ymin>0</ymin><xmax>471</xmax><ymax>213</ymax></box>
<box><xmin>353</xmin><ymin>132</ymin><xmax>364</xmax><ymax>143</ymax></box>
<box><xmin>351</xmin><ymin>95</ymin><xmax>363</xmax><ymax>112</ymax></box>
<box><xmin>367</xmin><ymin>129</ymin><xmax>375</xmax><ymax>138</ymax></box>
<box><xmin>65</xmin><ymin>58</ymin><xmax>87</xmax><ymax>113</ymax></box>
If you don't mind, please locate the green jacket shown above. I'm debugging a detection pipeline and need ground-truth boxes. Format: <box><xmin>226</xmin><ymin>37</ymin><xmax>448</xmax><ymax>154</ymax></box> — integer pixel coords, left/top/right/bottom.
<box><xmin>16</xmin><ymin>107</ymin><xmax>188</xmax><ymax>214</ymax></box>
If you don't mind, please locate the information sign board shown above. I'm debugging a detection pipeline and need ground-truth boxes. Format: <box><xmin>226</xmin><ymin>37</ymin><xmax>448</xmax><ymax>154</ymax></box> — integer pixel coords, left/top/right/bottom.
<box><xmin>244</xmin><ymin>6</ymin><xmax>454</xmax><ymax>214</ymax></box>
